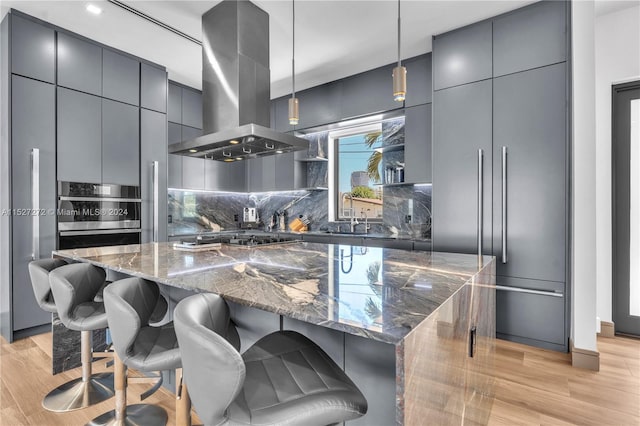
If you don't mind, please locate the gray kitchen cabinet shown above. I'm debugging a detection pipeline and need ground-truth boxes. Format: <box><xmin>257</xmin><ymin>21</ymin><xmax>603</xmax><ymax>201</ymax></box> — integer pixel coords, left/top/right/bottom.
<box><xmin>493</xmin><ymin>0</ymin><xmax>566</xmax><ymax>77</ymax></box>
<box><xmin>404</xmin><ymin>53</ymin><xmax>432</xmax><ymax>107</ymax></box>
<box><xmin>141</xmin><ymin>63</ymin><xmax>167</xmax><ymax>113</ymax></box>
<box><xmin>103</xmin><ymin>49</ymin><xmax>139</xmax><ymax>106</ymax></box>
<box><xmin>341</xmin><ymin>64</ymin><xmax>400</xmax><ymax>120</ymax></box>
<box><xmin>296</xmin><ymin>82</ymin><xmax>343</xmax><ymax>130</ymax></box>
<box><xmin>102</xmin><ymin>99</ymin><xmax>139</xmax><ymax>186</ymax></box>
<box><xmin>168</xmin><ymin>122</ymin><xmax>182</xmax><ymax>145</ymax></box>
<box><xmin>11</xmin><ymin>14</ymin><xmax>55</xmax><ymax>84</ymax></box>
<box><xmin>205</xmin><ymin>159</ymin><xmax>246</xmax><ymax>192</ymax></box>
<box><xmin>168</xmin><ymin>82</ymin><xmax>182</xmax><ymax>123</ymax></box>
<box><xmin>141</xmin><ymin>109</ymin><xmax>167</xmax><ymax>243</ymax></box>
<box><xmin>432</xmin><ymin>80</ymin><xmax>493</xmax><ymax>255</ymax></box>
<box><xmin>181</xmin><ymin>125</ymin><xmax>202</xmax><ymax>142</ymax></box>
<box><xmin>247</xmin><ymin>156</ymin><xmax>272</xmax><ymax>192</ymax></box>
<box><xmin>272</xmin><ymin>96</ymin><xmax>290</xmax><ymax>132</ymax></box>
<box><xmin>404</xmin><ymin>103</ymin><xmax>432</xmax><ymax>183</ymax></box>
<box><xmin>182</xmin><ymin>88</ymin><xmax>202</xmax><ymax>129</ymax></box>
<box><xmin>57</xmin><ymin>87</ymin><xmax>102</xmax><ymax>183</ymax></box>
<box><xmin>10</xmin><ymin>75</ymin><xmax>56</xmax><ymax>332</ymax></box>
<box><xmin>168</xmin><ymin>154</ymin><xmax>183</xmax><ymax>188</ymax></box>
<box><xmin>496</xmin><ymin>278</ymin><xmax>566</xmax><ymax>350</ymax></box>
<box><xmin>57</xmin><ymin>32</ymin><xmax>102</xmax><ymax>96</ymax></box>
<box><xmin>275</xmin><ymin>153</ymin><xmax>296</xmax><ymax>190</ymax></box>
<box><xmin>182</xmin><ymin>157</ymin><xmax>205</xmax><ymax>190</ymax></box>
<box><xmin>432</xmin><ymin>20</ymin><xmax>492</xmax><ymax>90</ymax></box>
<box><xmin>492</xmin><ymin>63</ymin><xmax>566</xmax><ymax>283</ymax></box>
<box><xmin>205</xmin><ymin>160</ymin><xmax>222</xmax><ymax>191</ymax></box>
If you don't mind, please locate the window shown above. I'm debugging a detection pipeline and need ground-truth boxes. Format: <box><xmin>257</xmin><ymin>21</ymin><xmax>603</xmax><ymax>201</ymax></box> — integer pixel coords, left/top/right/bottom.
<box><xmin>329</xmin><ymin>123</ymin><xmax>383</xmax><ymax>221</ymax></box>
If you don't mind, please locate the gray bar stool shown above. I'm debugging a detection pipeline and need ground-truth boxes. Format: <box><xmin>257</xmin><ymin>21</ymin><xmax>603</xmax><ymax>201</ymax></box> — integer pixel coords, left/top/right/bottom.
<box><xmin>174</xmin><ymin>293</ymin><xmax>368</xmax><ymax>426</ymax></box>
<box><xmin>47</xmin><ymin>262</ymin><xmax>115</xmax><ymax>412</ymax></box>
<box><xmin>89</xmin><ymin>277</ymin><xmax>191</xmax><ymax>426</ymax></box>
<box><xmin>28</xmin><ymin>258</ymin><xmax>68</xmax><ymax>315</ymax></box>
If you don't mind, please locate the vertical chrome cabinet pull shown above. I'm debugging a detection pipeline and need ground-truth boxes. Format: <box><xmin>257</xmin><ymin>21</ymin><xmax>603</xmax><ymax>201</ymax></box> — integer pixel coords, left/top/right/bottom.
<box><xmin>502</xmin><ymin>146</ymin><xmax>507</xmax><ymax>263</ymax></box>
<box><xmin>152</xmin><ymin>161</ymin><xmax>159</xmax><ymax>243</ymax></box>
<box><xmin>469</xmin><ymin>326</ymin><xmax>477</xmax><ymax>358</ymax></box>
<box><xmin>477</xmin><ymin>149</ymin><xmax>483</xmax><ymax>257</ymax></box>
<box><xmin>31</xmin><ymin>148</ymin><xmax>40</xmax><ymax>260</ymax></box>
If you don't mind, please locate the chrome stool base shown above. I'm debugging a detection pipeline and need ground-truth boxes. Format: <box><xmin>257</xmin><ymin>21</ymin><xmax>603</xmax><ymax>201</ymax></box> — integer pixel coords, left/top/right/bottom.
<box><xmin>86</xmin><ymin>404</ymin><xmax>168</xmax><ymax>426</ymax></box>
<box><xmin>43</xmin><ymin>373</ymin><xmax>114</xmax><ymax>412</ymax></box>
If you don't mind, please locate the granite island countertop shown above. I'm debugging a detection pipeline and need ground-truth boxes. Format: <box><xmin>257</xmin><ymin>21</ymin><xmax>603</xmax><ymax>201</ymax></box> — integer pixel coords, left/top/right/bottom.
<box><xmin>53</xmin><ymin>242</ymin><xmax>492</xmax><ymax>345</ymax></box>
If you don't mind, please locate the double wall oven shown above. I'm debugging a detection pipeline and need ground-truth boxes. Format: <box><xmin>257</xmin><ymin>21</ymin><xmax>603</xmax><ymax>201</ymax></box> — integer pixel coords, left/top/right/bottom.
<box><xmin>57</xmin><ymin>182</ymin><xmax>141</xmax><ymax>249</ymax></box>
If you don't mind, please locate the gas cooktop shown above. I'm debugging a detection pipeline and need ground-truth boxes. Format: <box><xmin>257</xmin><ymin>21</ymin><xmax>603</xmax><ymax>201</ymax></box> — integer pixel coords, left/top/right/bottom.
<box><xmin>195</xmin><ymin>233</ymin><xmax>301</xmax><ymax>247</ymax></box>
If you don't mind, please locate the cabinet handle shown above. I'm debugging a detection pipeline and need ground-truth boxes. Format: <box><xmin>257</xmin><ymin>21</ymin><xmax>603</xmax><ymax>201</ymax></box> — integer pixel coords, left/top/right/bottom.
<box><xmin>31</xmin><ymin>148</ymin><xmax>40</xmax><ymax>260</ymax></box>
<box><xmin>502</xmin><ymin>146</ymin><xmax>507</xmax><ymax>263</ymax></box>
<box><xmin>469</xmin><ymin>326</ymin><xmax>477</xmax><ymax>358</ymax></box>
<box><xmin>477</xmin><ymin>149</ymin><xmax>483</xmax><ymax>257</ymax></box>
<box><xmin>496</xmin><ymin>285</ymin><xmax>563</xmax><ymax>298</ymax></box>
<box><xmin>152</xmin><ymin>161</ymin><xmax>159</xmax><ymax>243</ymax></box>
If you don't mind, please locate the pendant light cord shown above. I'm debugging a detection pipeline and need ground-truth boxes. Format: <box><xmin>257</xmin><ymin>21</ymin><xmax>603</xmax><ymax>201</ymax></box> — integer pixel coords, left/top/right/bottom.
<box><xmin>292</xmin><ymin>0</ymin><xmax>296</xmax><ymax>98</ymax></box>
<box><xmin>397</xmin><ymin>0</ymin><xmax>401</xmax><ymax>67</ymax></box>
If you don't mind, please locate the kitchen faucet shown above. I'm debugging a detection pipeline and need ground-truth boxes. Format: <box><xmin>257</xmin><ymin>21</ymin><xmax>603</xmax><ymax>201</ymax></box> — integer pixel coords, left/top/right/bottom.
<box><xmin>341</xmin><ymin>193</ymin><xmax>359</xmax><ymax>233</ymax></box>
<box><xmin>360</xmin><ymin>209</ymin><xmax>371</xmax><ymax>234</ymax></box>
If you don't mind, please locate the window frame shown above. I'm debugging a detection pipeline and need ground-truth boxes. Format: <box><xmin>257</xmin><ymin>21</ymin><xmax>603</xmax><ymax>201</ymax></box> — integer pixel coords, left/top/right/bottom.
<box><xmin>328</xmin><ymin>122</ymin><xmax>383</xmax><ymax>222</ymax></box>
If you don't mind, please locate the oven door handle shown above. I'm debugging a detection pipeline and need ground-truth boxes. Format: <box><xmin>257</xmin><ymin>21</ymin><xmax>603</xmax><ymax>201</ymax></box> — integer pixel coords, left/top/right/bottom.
<box><xmin>58</xmin><ymin>196</ymin><xmax>142</xmax><ymax>203</ymax></box>
<box><xmin>152</xmin><ymin>161</ymin><xmax>159</xmax><ymax>243</ymax></box>
<box><xmin>59</xmin><ymin>229</ymin><xmax>142</xmax><ymax>237</ymax></box>
<box><xmin>31</xmin><ymin>148</ymin><xmax>40</xmax><ymax>260</ymax></box>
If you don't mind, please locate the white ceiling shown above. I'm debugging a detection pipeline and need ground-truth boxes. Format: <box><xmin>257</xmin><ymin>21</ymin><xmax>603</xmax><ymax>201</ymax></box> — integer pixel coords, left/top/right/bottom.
<box><xmin>1</xmin><ymin>0</ymin><xmax>637</xmax><ymax>98</ymax></box>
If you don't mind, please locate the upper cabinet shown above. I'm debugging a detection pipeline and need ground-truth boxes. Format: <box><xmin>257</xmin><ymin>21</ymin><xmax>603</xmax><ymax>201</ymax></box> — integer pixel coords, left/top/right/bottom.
<box><xmin>404</xmin><ymin>103</ymin><xmax>432</xmax><ymax>184</ymax></box>
<box><xmin>10</xmin><ymin>14</ymin><xmax>55</xmax><ymax>83</ymax></box>
<box><xmin>341</xmin><ymin>64</ymin><xmax>399</xmax><ymax>119</ymax></box>
<box><xmin>404</xmin><ymin>53</ymin><xmax>432</xmax><ymax>107</ymax></box>
<box><xmin>103</xmin><ymin>49</ymin><xmax>140</xmax><ymax>106</ymax></box>
<box><xmin>168</xmin><ymin>81</ymin><xmax>203</xmax><ymax>130</ymax></box>
<box><xmin>102</xmin><ymin>99</ymin><xmax>140</xmax><ymax>186</ymax></box>
<box><xmin>432</xmin><ymin>20</ymin><xmax>492</xmax><ymax>90</ymax></box>
<box><xmin>141</xmin><ymin>63</ymin><xmax>167</xmax><ymax>113</ymax></box>
<box><xmin>57</xmin><ymin>32</ymin><xmax>102</xmax><ymax>96</ymax></box>
<box><xmin>493</xmin><ymin>0</ymin><xmax>567</xmax><ymax>77</ymax></box>
<box><xmin>181</xmin><ymin>88</ymin><xmax>203</xmax><ymax>129</ymax></box>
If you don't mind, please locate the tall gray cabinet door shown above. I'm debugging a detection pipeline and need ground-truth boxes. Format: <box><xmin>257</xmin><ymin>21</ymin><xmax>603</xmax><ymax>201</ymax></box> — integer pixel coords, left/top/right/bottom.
<box><xmin>168</xmin><ymin>122</ymin><xmax>182</xmax><ymax>145</ymax></box>
<box><xmin>56</xmin><ymin>33</ymin><xmax>102</xmax><ymax>96</ymax></box>
<box><xmin>432</xmin><ymin>80</ymin><xmax>492</xmax><ymax>254</ymax></box>
<box><xmin>57</xmin><ymin>87</ymin><xmax>102</xmax><ymax>183</ymax></box>
<box><xmin>103</xmin><ymin>49</ymin><xmax>140</xmax><ymax>106</ymax></box>
<box><xmin>141</xmin><ymin>64</ymin><xmax>167</xmax><ymax>113</ymax></box>
<box><xmin>141</xmin><ymin>109</ymin><xmax>167</xmax><ymax>243</ymax></box>
<box><xmin>404</xmin><ymin>103</ymin><xmax>432</xmax><ymax>184</ymax></box>
<box><xmin>11</xmin><ymin>76</ymin><xmax>55</xmax><ymax>331</ymax></box>
<box><xmin>11</xmin><ymin>14</ymin><xmax>55</xmax><ymax>84</ymax></box>
<box><xmin>102</xmin><ymin>99</ymin><xmax>139</xmax><ymax>186</ymax></box>
<box><xmin>275</xmin><ymin>153</ymin><xmax>295</xmax><ymax>191</ymax></box>
<box><xmin>492</xmin><ymin>63</ymin><xmax>566</xmax><ymax>283</ymax></box>
<box><xmin>247</xmin><ymin>157</ymin><xmax>265</xmax><ymax>192</ymax></box>
<box><xmin>493</xmin><ymin>0</ymin><xmax>566</xmax><ymax>77</ymax></box>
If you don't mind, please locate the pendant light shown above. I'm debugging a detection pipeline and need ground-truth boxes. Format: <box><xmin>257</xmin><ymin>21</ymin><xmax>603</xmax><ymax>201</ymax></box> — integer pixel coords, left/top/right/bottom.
<box><xmin>288</xmin><ymin>0</ymin><xmax>299</xmax><ymax>125</ymax></box>
<box><xmin>392</xmin><ymin>0</ymin><xmax>407</xmax><ymax>102</ymax></box>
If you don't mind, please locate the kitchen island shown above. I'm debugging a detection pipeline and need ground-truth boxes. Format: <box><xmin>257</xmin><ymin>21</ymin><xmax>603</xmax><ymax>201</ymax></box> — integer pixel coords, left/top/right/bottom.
<box><xmin>53</xmin><ymin>241</ymin><xmax>496</xmax><ymax>425</ymax></box>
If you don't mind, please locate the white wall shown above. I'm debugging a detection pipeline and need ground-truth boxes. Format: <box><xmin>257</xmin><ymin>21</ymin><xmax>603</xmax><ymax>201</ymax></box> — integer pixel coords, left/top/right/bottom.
<box><xmin>572</xmin><ymin>0</ymin><xmax>598</xmax><ymax>352</ymax></box>
<box><xmin>595</xmin><ymin>4</ymin><xmax>640</xmax><ymax>324</ymax></box>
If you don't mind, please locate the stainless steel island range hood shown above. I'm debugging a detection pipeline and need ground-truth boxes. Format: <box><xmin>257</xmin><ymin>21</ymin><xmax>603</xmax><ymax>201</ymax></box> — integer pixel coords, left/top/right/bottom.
<box><xmin>169</xmin><ymin>0</ymin><xmax>308</xmax><ymax>162</ymax></box>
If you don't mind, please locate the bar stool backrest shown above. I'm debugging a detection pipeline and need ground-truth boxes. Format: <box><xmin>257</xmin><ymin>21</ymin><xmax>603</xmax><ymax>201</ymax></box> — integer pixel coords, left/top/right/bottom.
<box><xmin>49</xmin><ymin>263</ymin><xmax>106</xmax><ymax>329</ymax></box>
<box><xmin>28</xmin><ymin>258</ymin><xmax>67</xmax><ymax>313</ymax></box>
<box><xmin>174</xmin><ymin>293</ymin><xmax>245</xmax><ymax>426</ymax></box>
<box><xmin>103</xmin><ymin>278</ymin><xmax>160</xmax><ymax>362</ymax></box>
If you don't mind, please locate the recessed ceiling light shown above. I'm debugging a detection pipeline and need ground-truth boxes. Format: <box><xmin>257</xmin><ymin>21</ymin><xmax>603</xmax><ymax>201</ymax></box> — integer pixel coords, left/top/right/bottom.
<box><xmin>236</xmin><ymin>157</ymin><xmax>243</xmax><ymax>160</ymax></box>
<box><xmin>86</xmin><ymin>4</ymin><xmax>102</xmax><ymax>15</ymax></box>
<box><xmin>229</xmin><ymin>140</ymin><xmax>239</xmax><ymax>145</ymax></box>
<box><xmin>276</xmin><ymin>150</ymin><xmax>284</xmax><ymax>154</ymax></box>
<box><xmin>188</xmin><ymin>149</ymin><xmax>198</xmax><ymax>153</ymax></box>
<box><xmin>223</xmin><ymin>158</ymin><xmax>234</xmax><ymax>162</ymax></box>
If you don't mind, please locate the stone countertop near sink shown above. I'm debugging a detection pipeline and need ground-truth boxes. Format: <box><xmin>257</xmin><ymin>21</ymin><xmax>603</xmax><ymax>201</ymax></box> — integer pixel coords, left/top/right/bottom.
<box><xmin>53</xmin><ymin>242</ymin><xmax>491</xmax><ymax>345</ymax></box>
<box><xmin>169</xmin><ymin>229</ymin><xmax>432</xmax><ymax>243</ymax></box>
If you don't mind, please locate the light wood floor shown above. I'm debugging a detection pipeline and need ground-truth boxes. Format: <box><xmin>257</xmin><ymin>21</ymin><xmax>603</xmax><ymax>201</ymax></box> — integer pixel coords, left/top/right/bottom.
<box><xmin>1</xmin><ymin>333</ymin><xmax>638</xmax><ymax>425</ymax></box>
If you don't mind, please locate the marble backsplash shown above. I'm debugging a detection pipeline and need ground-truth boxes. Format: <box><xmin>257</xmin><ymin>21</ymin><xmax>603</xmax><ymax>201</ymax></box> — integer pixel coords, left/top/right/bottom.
<box><xmin>168</xmin><ymin>116</ymin><xmax>431</xmax><ymax>239</ymax></box>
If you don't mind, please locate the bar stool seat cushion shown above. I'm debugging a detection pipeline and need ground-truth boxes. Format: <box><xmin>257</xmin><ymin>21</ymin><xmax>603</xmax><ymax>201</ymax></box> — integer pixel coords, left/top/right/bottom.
<box><xmin>128</xmin><ymin>322</ymin><xmax>181</xmax><ymax>372</ymax></box>
<box><xmin>49</xmin><ymin>263</ymin><xmax>108</xmax><ymax>332</ymax></box>
<box><xmin>227</xmin><ymin>331</ymin><xmax>367</xmax><ymax>426</ymax></box>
